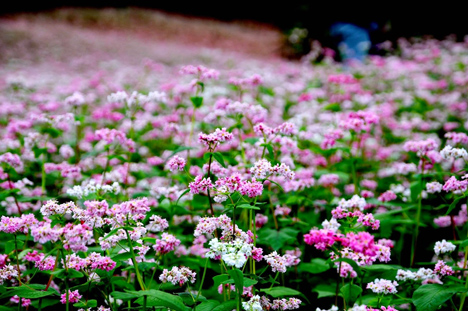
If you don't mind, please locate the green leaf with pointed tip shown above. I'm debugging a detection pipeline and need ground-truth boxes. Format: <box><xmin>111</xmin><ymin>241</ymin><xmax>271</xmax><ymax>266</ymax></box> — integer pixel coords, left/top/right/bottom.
<box><xmin>413</xmin><ymin>284</ymin><xmax>468</xmax><ymax>311</ymax></box>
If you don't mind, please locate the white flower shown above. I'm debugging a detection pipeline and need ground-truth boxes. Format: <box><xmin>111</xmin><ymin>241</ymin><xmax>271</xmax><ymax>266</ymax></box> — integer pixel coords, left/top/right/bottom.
<box><xmin>434</xmin><ymin>239</ymin><xmax>456</xmax><ymax>255</ymax></box>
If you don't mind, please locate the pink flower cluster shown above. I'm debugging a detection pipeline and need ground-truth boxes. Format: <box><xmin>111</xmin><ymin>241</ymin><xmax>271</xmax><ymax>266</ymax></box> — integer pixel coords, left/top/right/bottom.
<box><xmin>60</xmin><ymin>290</ymin><xmax>82</xmax><ymax>304</ymax></box>
<box><xmin>92</xmin><ymin>128</ymin><xmax>135</xmax><ymax>152</ymax></box>
<box><xmin>44</xmin><ymin>162</ymin><xmax>81</xmax><ymax>179</ymax></box>
<box><xmin>253</xmin><ymin>122</ymin><xmax>297</xmax><ymax>136</ymax></box>
<box><xmin>153</xmin><ymin>233</ymin><xmax>181</xmax><ymax>254</ymax></box>
<box><xmin>179</xmin><ymin>65</ymin><xmax>219</xmax><ymax>80</ymax></box>
<box><xmin>250</xmin><ymin>159</ymin><xmax>295</xmax><ymax>181</ymax></box>
<box><xmin>339</xmin><ymin>110</ymin><xmax>380</xmax><ymax>133</ymax></box>
<box><xmin>63</xmin><ymin>253</ymin><xmax>116</xmax><ymax>271</ymax></box>
<box><xmin>0</xmin><ymin>152</ymin><xmax>22</xmax><ymax>169</ymax></box>
<box><xmin>198</xmin><ymin>128</ymin><xmax>233</xmax><ymax>149</ymax></box>
<box><xmin>403</xmin><ymin>138</ymin><xmax>438</xmax><ymax>156</ymax></box>
<box><xmin>159</xmin><ymin>266</ymin><xmax>196</xmax><ymax>286</ymax></box>
<box><xmin>264</xmin><ymin>251</ymin><xmax>298</xmax><ymax>273</ymax></box>
<box><xmin>166</xmin><ymin>155</ymin><xmax>186</xmax><ymax>172</ymax></box>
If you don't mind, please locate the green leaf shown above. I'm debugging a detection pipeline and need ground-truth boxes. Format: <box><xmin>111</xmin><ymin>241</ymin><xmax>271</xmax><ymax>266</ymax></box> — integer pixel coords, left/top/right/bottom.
<box><xmin>299</xmin><ymin>258</ymin><xmax>330</xmax><ymax>274</ymax></box>
<box><xmin>244</xmin><ymin>138</ymin><xmax>259</xmax><ymax>145</ymax></box>
<box><xmin>211</xmin><ymin>300</ymin><xmax>237</xmax><ymax>311</ymax></box>
<box><xmin>259</xmin><ymin>228</ymin><xmax>298</xmax><ymax>250</ymax></box>
<box><xmin>111</xmin><ymin>252</ymin><xmax>133</xmax><ymax>262</ymax></box>
<box><xmin>196</xmin><ymin>300</ymin><xmax>221</xmax><ymax>311</ymax></box>
<box><xmin>50</xmin><ymin>268</ymin><xmax>84</xmax><ymax>279</ymax></box>
<box><xmin>41</xmin><ymin>127</ymin><xmax>62</xmax><ymax>138</ymax></box>
<box><xmin>237</xmin><ymin>203</ymin><xmax>260</xmax><ymax>210</ymax></box>
<box><xmin>190</xmin><ymin>96</ymin><xmax>203</xmax><ymax>108</ymax></box>
<box><xmin>74</xmin><ymin>299</ymin><xmax>97</xmax><ymax>308</ymax></box>
<box><xmin>460</xmin><ymin>239</ymin><xmax>468</xmax><ymax>249</ymax></box>
<box><xmin>260</xmin><ymin>286</ymin><xmax>301</xmax><ymax>297</ymax></box>
<box><xmin>413</xmin><ymin>284</ymin><xmax>468</xmax><ymax>311</ymax></box>
<box><xmin>266</xmin><ymin>179</ymin><xmax>284</xmax><ymax>192</ymax></box>
<box><xmin>213</xmin><ymin>152</ymin><xmax>226</xmax><ymax>168</ymax></box>
<box><xmin>340</xmin><ymin>283</ymin><xmax>362</xmax><ymax>306</ymax></box>
<box><xmin>313</xmin><ymin>284</ymin><xmax>340</xmax><ymax>299</ymax></box>
<box><xmin>446</xmin><ymin>195</ymin><xmax>466</xmax><ymax>215</ymax></box>
<box><xmin>228</xmin><ymin>269</ymin><xmax>244</xmax><ymax>298</ymax></box>
<box><xmin>4</xmin><ymin>286</ymin><xmax>57</xmax><ymax>299</ymax></box>
<box><xmin>133</xmin><ymin>290</ymin><xmax>188</xmax><ymax>311</ymax></box>
<box><xmin>176</xmin><ymin>189</ymin><xmax>190</xmax><ymax>205</ymax></box>
<box><xmin>110</xmin><ymin>291</ymin><xmax>140</xmax><ymax>301</ymax></box>
<box><xmin>221</xmin><ymin>277</ymin><xmax>257</xmax><ymax>287</ymax></box>
<box><xmin>5</xmin><ymin>241</ymin><xmax>15</xmax><ymax>255</ymax></box>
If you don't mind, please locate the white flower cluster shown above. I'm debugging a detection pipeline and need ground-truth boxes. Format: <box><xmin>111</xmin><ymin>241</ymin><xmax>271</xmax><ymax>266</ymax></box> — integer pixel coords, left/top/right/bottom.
<box><xmin>159</xmin><ymin>266</ymin><xmax>196</xmax><ymax>286</ymax></box>
<box><xmin>322</xmin><ymin>218</ymin><xmax>341</xmax><ymax>232</ymax></box>
<box><xmin>250</xmin><ymin>159</ymin><xmax>295</xmax><ymax>181</ymax></box>
<box><xmin>316</xmin><ymin>306</ymin><xmax>339</xmax><ymax>311</ymax></box>
<box><xmin>67</xmin><ymin>181</ymin><xmax>121</xmax><ymax>199</ymax></box>
<box><xmin>426</xmin><ymin>181</ymin><xmax>443</xmax><ymax>193</ymax></box>
<box><xmin>242</xmin><ymin>295</ymin><xmax>262</xmax><ymax>311</ymax></box>
<box><xmin>366</xmin><ymin>278</ymin><xmax>398</xmax><ymax>294</ymax></box>
<box><xmin>434</xmin><ymin>239</ymin><xmax>456</xmax><ymax>255</ymax></box>
<box><xmin>40</xmin><ymin>200</ymin><xmax>78</xmax><ymax>216</ymax></box>
<box><xmin>338</xmin><ymin>195</ymin><xmax>366</xmax><ymax>211</ymax></box>
<box><xmin>206</xmin><ymin>237</ymin><xmax>252</xmax><ymax>268</ymax></box>
<box><xmin>396</xmin><ymin>268</ymin><xmax>434</xmax><ymax>282</ymax></box>
<box><xmin>440</xmin><ymin>145</ymin><xmax>468</xmax><ymax>161</ymax></box>
<box><xmin>107</xmin><ymin>91</ymin><xmax>166</xmax><ymax>107</ymax></box>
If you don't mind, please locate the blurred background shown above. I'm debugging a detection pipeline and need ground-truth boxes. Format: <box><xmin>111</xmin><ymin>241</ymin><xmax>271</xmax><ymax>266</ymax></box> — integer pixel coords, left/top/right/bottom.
<box><xmin>1</xmin><ymin>2</ymin><xmax>467</xmax><ymax>63</ymax></box>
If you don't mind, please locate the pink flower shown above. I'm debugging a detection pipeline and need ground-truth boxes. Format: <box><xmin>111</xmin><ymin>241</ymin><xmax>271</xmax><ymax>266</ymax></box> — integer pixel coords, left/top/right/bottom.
<box><xmin>60</xmin><ymin>290</ymin><xmax>82</xmax><ymax>304</ymax></box>
<box><xmin>166</xmin><ymin>155</ymin><xmax>186</xmax><ymax>172</ymax></box>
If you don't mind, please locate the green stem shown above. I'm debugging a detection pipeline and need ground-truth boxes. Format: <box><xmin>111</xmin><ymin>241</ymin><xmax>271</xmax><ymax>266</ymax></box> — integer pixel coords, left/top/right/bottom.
<box><xmin>125</xmin><ymin>230</ymin><xmax>146</xmax><ymax>290</ymax></box>
<box><xmin>206</xmin><ymin>152</ymin><xmax>215</xmax><ymax>216</ymax></box>
<box><xmin>269</xmin><ymin>272</ymin><xmax>279</xmax><ymax>290</ymax></box>
<box><xmin>195</xmin><ymin>258</ymin><xmax>209</xmax><ymax>302</ymax></box>
<box><xmin>458</xmin><ymin>243</ymin><xmax>468</xmax><ymax>310</ymax></box>
<box><xmin>411</xmin><ymin>170</ymin><xmax>424</xmax><ymax>267</ymax></box>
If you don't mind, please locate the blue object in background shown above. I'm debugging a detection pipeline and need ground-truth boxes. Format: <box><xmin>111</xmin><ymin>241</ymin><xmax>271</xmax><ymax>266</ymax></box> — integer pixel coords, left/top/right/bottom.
<box><xmin>330</xmin><ymin>22</ymin><xmax>371</xmax><ymax>64</ymax></box>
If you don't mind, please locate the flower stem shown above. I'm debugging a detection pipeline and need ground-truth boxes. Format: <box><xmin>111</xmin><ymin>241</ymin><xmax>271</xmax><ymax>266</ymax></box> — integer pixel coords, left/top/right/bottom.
<box><xmin>195</xmin><ymin>258</ymin><xmax>209</xmax><ymax>302</ymax></box>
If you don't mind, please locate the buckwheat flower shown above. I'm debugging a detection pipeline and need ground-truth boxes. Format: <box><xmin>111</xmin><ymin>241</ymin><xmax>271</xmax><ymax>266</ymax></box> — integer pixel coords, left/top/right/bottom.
<box><xmin>159</xmin><ymin>266</ymin><xmax>196</xmax><ymax>286</ymax></box>
<box><xmin>189</xmin><ymin>175</ymin><xmax>214</xmax><ymax>194</ymax></box>
<box><xmin>59</xmin><ymin>144</ymin><xmax>75</xmax><ymax>159</ymax></box>
<box><xmin>378</xmin><ymin>190</ymin><xmax>397</xmax><ymax>202</ymax></box>
<box><xmin>304</xmin><ymin>228</ymin><xmax>338</xmax><ymax>250</ymax></box>
<box><xmin>242</xmin><ymin>295</ymin><xmax>262</xmax><ymax>311</ymax></box>
<box><xmin>255</xmin><ymin>214</ymin><xmax>268</xmax><ymax>229</ymax></box>
<box><xmin>426</xmin><ymin>181</ymin><xmax>443</xmax><ymax>193</ymax></box>
<box><xmin>271</xmin><ymin>297</ymin><xmax>301</xmax><ymax>310</ymax></box>
<box><xmin>445</xmin><ymin>132</ymin><xmax>468</xmax><ymax>145</ymax></box>
<box><xmin>264</xmin><ymin>251</ymin><xmax>290</xmax><ymax>273</ymax></box>
<box><xmin>434</xmin><ymin>239</ymin><xmax>456</xmax><ymax>255</ymax></box>
<box><xmin>317</xmin><ymin>174</ymin><xmax>340</xmax><ymax>187</ymax></box>
<box><xmin>146</xmin><ymin>215</ymin><xmax>169</xmax><ymax>233</ymax></box>
<box><xmin>239</xmin><ymin>178</ymin><xmax>263</xmax><ymax>198</ymax></box>
<box><xmin>440</xmin><ymin>145</ymin><xmax>468</xmax><ymax>160</ymax></box>
<box><xmin>443</xmin><ymin>176</ymin><xmax>468</xmax><ymax>193</ymax></box>
<box><xmin>166</xmin><ymin>155</ymin><xmax>186</xmax><ymax>172</ymax></box>
<box><xmin>316</xmin><ymin>306</ymin><xmax>339</xmax><ymax>311</ymax></box>
<box><xmin>65</xmin><ymin>92</ymin><xmax>86</xmax><ymax>106</ymax></box>
<box><xmin>366</xmin><ymin>278</ymin><xmax>398</xmax><ymax>294</ymax></box>
<box><xmin>198</xmin><ymin>128</ymin><xmax>233</xmax><ymax>150</ymax></box>
<box><xmin>85</xmin><ymin>252</ymin><xmax>116</xmax><ymax>271</ymax></box>
<box><xmin>338</xmin><ymin>195</ymin><xmax>367</xmax><ymax>212</ymax></box>
<box><xmin>434</xmin><ymin>260</ymin><xmax>454</xmax><ymax>276</ymax></box>
<box><xmin>396</xmin><ymin>269</ymin><xmax>416</xmax><ymax>282</ymax></box>
<box><xmin>10</xmin><ymin>295</ymin><xmax>31</xmax><ymax>307</ymax></box>
<box><xmin>61</xmin><ymin>290</ymin><xmax>82</xmax><ymax>304</ymax></box>
<box><xmin>0</xmin><ymin>264</ymin><xmax>18</xmax><ymax>284</ymax></box>
<box><xmin>0</xmin><ymin>152</ymin><xmax>22</xmax><ymax>168</ymax></box>
<box><xmin>154</xmin><ymin>233</ymin><xmax>181</xmax><ymax>254</ymax></box>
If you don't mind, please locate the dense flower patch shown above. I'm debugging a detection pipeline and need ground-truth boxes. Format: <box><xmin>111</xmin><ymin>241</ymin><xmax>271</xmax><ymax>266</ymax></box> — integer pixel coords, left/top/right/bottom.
<box><xmin>2</xmin><ymin>26</ymin><xmax>468</xmax><ymax>311</ymax></box>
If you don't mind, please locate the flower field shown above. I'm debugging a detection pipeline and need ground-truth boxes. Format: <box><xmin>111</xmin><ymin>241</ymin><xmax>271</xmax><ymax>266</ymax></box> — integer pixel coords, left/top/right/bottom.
<box><xmin>2</xmin><ymin>9</ymin><xmax>468</xmax><ymax>311</ymax></box>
